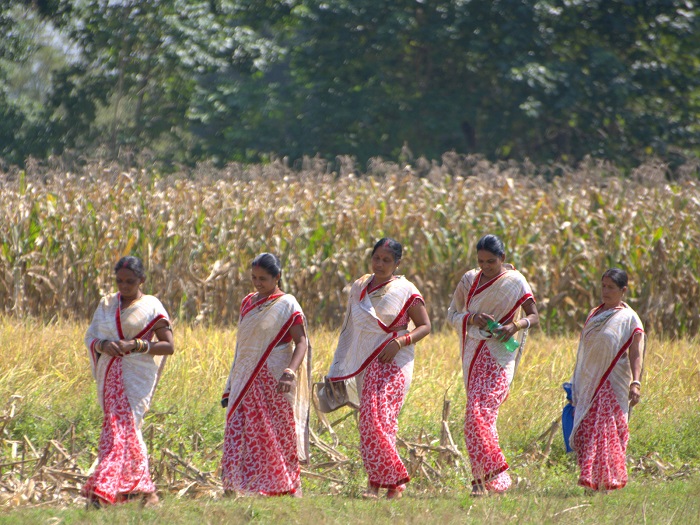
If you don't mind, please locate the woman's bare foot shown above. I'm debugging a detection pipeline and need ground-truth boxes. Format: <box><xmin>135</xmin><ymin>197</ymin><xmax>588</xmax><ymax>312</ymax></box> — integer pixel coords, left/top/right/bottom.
<box><xmin>141</xmin><ymin>492</ymin><xmax>160</xmax><ymax>508</ymax></box>
<box><xmin>361</xmin><ymin>486</ymin><xmax>379</xmax><ymax>499</ymax></box>
<box><xmin>386</xmin><ymin>487</ymin><xmax>403</xmax><ymax>500</ymax></box>
<box><xmin>291</xmin><ymin>487</ymin><xmax>303</xmax><ymax>498</ymax></box>
<box><xmin>471</xmin><ymin>484</ymin><xmax>487</xmax><ymax>497</ymax></box>
<box><xmin>85</xmin><ymin>496</ymin><xmax>103</xmax><ymax>510</ymax></box>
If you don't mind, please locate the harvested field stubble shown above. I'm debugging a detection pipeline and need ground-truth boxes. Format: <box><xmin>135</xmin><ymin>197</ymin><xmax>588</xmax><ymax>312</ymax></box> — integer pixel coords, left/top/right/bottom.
<box><xmin>1</xmin><ymin>321</ymin><xmax>698</xmax><ymax>510</ymax></box>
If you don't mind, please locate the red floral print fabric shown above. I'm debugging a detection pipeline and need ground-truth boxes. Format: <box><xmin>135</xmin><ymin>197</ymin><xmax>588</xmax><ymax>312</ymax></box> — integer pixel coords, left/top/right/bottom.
<box><xmin>464</xmin><ymin>347</ymin><xmax>512</xmax><ymax>492</ymax></box>
<box><xmin>221</xmin><ymin>366</ymin><xmax>300</xmax><ymax>495</ymax></box>
<box><xmin>82</xmin><ymin>358</ymin><xmax>156</xmax><ymax>504</ymax></box>
<box><xmin>573</xmin><ymin>379</ymin><xmax>629</xmax><ymax>491</ymax></box>
<box><xmin>359</xmin><ymin>358</ymin><xmax>409</xmax><ymax>490</ymax></box>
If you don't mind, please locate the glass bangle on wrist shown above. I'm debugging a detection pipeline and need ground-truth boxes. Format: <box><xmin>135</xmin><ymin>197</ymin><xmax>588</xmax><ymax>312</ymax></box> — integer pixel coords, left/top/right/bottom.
<box><xmin>630</xmin><ymin>380</ymin><xmax>641</xmax><ymax>388</ymax></box>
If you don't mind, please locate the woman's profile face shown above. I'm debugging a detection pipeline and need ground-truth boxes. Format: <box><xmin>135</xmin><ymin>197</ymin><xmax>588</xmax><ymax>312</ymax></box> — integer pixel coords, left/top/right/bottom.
<box><xmin>251</xmin><ymin>265</ymin><xmax>279</xmax><ymax>296</ymax></box>
<box><xmin>115</xmin><ymin>267</ymin><xmax>144</xmax><ymax>299</ymax></box>
<box><xmin>477</xmin><ymin>250</ymin><xmax>504</xmax><ymax>279</ymax></box>
<box><xmin>371</xmin><ymin>246</ymin><xmax>400</xmax><ymax>280</ymax></box>
<box><xmin>601</xmin><ymin>276</ymin><xmax>626</xmax><ymax>306</ymax></box>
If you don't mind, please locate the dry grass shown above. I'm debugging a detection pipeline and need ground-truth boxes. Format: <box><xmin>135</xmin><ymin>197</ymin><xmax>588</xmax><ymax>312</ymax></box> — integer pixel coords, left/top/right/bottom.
<box><xmin>1</xmin><ymin>156</ymin><xmax>700</xmax><ymax>336</ymax></box>
<box><xmin>1</xmin><ymin>319</ymin><xmax>698</xmax><ymax>509</ymax></box>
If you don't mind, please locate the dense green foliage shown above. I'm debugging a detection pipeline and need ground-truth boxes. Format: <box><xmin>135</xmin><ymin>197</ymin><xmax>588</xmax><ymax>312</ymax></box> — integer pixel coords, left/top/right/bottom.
<box><xmin>1</xmin><ymin>1</ymin><xmax>699</xmax><ymax>168</ymax></box>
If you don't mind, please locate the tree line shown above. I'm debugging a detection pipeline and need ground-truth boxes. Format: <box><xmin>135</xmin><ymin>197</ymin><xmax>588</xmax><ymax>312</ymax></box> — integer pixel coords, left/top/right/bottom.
<box><xmin>1</xmin><ymin>0</ymin><xmax>699</xmax><ymax>170</ymax></box>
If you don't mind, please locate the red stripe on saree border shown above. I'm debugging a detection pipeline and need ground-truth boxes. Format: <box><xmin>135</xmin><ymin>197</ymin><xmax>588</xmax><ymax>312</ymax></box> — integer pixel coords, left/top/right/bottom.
<box><xmin>89</xmin><ymin>338</ymin><xmax>99</xmax><ymax>364</ymax></box>
<box><xmin>241</xmin><ymin>293</ymin><xmax>285</xmax><ymax>319</ymax></box>
<box><xmin>387</xmin><ymin>293</ymin><xmax>424</xmax><ymax>331</ymax></box>
<box><xmin>465</xmin><ymin>271</ymin><xmax>482</xmax><ymax>307</ymax></box>
<box><xmin>467</xmin><ymin>341</ymin><xmax>486</xmax><ymax>383</ymax></box>
<box><xmin>461</xmin><ymin>314</ymin><xmax>470</xmax><ymax>360</ymax></box>
<box><xmin>101</xmin><ymin>356</ymin><xmax>118</xmax><ymax>403</ymax></box>
<box><xmin>469</xmin><ymin>271</ymin><xmax>508</xmax><ymax>303</ymax></box>
<box><xmin>499</xmin><ymin>293</ymin><xmax>534</xmax><ymax>324</ymax></box>
<box><xmin>115</xmin><ymin>293</ymin><xmax>124</xmax><ymax>340</ymax></box>
<box><xmin>326</xmin><ymin>332</ymin><xmax>398</xmax><ymax>382</ymax></box>
<box><xmin>134</xmin><ymin>314</ymin><xmax>167</xmax><ymax>339</ymax></box>
<box><xmin>226</xmin><ymin>311</ymin><xmax>302</xmax><ymax>421</ymax></box>
<box><xmin>592</xmin><ymin>327</ymin><xmax>644</xmax><ymax>400</ymax></box>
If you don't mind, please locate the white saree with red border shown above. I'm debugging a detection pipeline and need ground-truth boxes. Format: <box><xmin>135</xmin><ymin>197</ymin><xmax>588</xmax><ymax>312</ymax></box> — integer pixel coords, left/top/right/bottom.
<box><xmin>328</xmin><ymin>274</ymin><xmax>424</xmax><ymax>490</ymax></box>
<box><xmin>447</xmin><ymin>268</ymin><xmax>534</xmax><ymax>492</ymax></box>
<box><xmin>221</xmin><ymin>293</ymin><xmax>310</xmax><ymax>495</ymax></box>
<box><xmin>82</xmin><ymin>293</ymin><xmax>170</xmax><ymax>503</ymax></box>
<box><xmin>571</xmin><ymin>304</ymin><xmax>644</xmax><ymax>491</ymax></box>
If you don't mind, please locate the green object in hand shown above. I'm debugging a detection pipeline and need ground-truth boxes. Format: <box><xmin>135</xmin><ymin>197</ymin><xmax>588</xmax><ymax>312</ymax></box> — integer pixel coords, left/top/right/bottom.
<box><xmin>486</xmin><ymin>319</ymin><xmax>520</xmax><ymax>353</ymax></box>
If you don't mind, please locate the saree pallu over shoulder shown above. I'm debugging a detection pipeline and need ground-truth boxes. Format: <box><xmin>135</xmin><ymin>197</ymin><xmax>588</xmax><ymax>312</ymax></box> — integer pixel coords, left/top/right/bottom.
<box><xmin>327</xmin><ymin>275</ymin><xmax>423</xmax><ymax>382</ymax></box>
<box><xmin>84</xmin><ymin>293</ymin><xmax>171</xmax><ymax>425</ymax></box>
<box><xmin>222</xmin><ymin>293</ymin><xmax>311</xmax><ymax>462</ymax></box>
<box><xmin>447</xmin><ymin>269</ymin><xmax>534</xmax><ymax>389</ymax></box>
<box><xmin>571</xmin><ymin>304</ymin><xmax>644</xmax><ymax>437</ymax></box>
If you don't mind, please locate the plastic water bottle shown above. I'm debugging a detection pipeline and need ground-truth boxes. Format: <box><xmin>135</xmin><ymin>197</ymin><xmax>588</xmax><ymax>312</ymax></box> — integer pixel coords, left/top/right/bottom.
<box><xmin>486</xmin><ymin>319</ymin><xmax>520</xmax><ymax>353</ymax></box>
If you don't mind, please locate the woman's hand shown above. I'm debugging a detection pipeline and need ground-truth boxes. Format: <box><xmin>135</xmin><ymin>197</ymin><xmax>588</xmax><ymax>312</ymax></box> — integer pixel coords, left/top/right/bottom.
<box><xmin>99</xmin><ymin>340</ymin><xmax>122</xmax><ymax>357</ymax></box>
<box><xmin>471</xmin><ymin>313</ymin><xmax>495</xmax><ymax>330</ymax></box>
<box><xmin>493</xmin><ymin>322</ymin><xmax>518</xmax><ymax>342</ymax></box>
<box><xmin>276</xmin><ymin>372</ymin><xmax>295</xmax><ymax>393</ymax></box>
<box><xmin>377</xmin><ymin>339</ymin><xmax>401</xmax><ymax>363</ymax></box>
<box><xmin>629</xmin><ymin>383</ymin><xmax>641</xmax><ymax>407</ymax></box>
<box><xmin>116</xmin><ymin>339</ymin><xmax>136</xmax><ymax>355</ymax></box>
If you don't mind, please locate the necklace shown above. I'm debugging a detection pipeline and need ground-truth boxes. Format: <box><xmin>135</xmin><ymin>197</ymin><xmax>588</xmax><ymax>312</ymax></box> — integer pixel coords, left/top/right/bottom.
<box><xmin>120</xmin><ymin>292</ymin><xmax>143</xmax><ymax>311</ymax></box>
<box><xmin>370</xmin><ymin>275</ymin><xmax>395</xmax><ymax>289</ymax></box>
<box><xmin>254</xmin><ymin>289</ymin><xmax>281</xmax><ymax>310</ymax></box>
<box><xmin>479</xmin><ymin>268</ymin><xmax>505</xmax><ymax>286</ymax></box>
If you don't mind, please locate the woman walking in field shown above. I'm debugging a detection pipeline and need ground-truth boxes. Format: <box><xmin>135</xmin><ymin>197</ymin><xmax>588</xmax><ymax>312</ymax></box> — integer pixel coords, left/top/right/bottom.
<box><xmin>570</xmin><ymin>268</ymin><xmax>644</xmax><ymax>491</ymax></box>
<box><xmin>323</xmin><ymin>238</ymin><xmax>431</xmax><ymax>499</ymax></box>
<box><xmin>220</xmin><ymin>253</ymin><xmax>311</xmax><ymax>497</ymax></box>
<box><xmin>83</xmin><ymin>256</ymin><xmax>174</xmax><ymax>508</ymax></box>
<box><xmin>447</xmin><ymin>234</ymin><xmax>539</xmax><ymax>497</ymax></box>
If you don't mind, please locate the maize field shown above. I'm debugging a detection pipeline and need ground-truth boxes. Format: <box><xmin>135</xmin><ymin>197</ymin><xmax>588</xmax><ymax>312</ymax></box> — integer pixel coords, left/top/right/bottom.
<box><xmin>1</xmin><ymin>154</ymin><xmax>699</xmax><ymax>336</ymax></box>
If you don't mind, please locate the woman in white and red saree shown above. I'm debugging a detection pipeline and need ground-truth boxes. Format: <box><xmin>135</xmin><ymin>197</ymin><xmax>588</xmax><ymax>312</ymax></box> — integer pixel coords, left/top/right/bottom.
<box><xmin>326</xmin><ymin>238</ymin><xmax>431</xmax><ymax>500</ymax></box>
<box><xmin>83</xmin><ymin>256</ymin><xmax>174</xmax><ymax>508</ymax></box>
<box><xmin>571</xmin><ymin>268</ymin><xmax>644</xmax><ymax>492</ymax></box>
<box><xmin>447</xmin><ymin>235</ymin><xmax>539</xmax><ymax>497</ymax></box>
<box><xmin>221</xmin><ymin>253</ymin><xmax>310</xmax><ymax>497</ymax></box>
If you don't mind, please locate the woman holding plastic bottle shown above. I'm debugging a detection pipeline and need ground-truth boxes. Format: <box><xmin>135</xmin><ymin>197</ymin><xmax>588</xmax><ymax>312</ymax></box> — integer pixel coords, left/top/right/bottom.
<box><xmin>447</xmin><ymin>234</ymin><xmax>539</xmax><ymax>497</ymax></box>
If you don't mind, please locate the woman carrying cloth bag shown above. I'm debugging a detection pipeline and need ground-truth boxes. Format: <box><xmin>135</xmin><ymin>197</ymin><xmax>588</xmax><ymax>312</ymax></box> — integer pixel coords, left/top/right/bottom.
<box><xmin>323</xmin><ymin>238</ymin><xmax>431</xmax><ymax>500</ymax></box>
<box><xmin>221</xmin><ymin>253</ymin><xmax>311</xmax><ymax>497</ymax></box>
<box><xmin>447</xmin><ymin>234</ymin><xmax>539</xmax><ymax>497</ymax></box>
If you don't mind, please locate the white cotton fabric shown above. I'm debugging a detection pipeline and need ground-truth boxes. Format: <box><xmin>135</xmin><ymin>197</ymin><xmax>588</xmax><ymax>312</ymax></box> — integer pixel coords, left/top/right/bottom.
<box><xmin>222</xmin><ymin>294</ymin><xmax>311</xmax><ymax>461</ymax></box>
<box><xmin>571</xmin><ymin>304</ymin><xmax>644</xmax><ymax>438</ymax></box>
<box><xmin>84</xmin><ymin>293</ymin><xmax>170</xmax><ymax>427</ymax></box>
<box><xmin>447</xmin><ymin>268</ymin><xmax>533</xmax><ymax>389</ymax></box>
<box><xmin>327</xmin><ymin>275</ymin><xmax>421</xmax><ymax>398</ymax></box>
